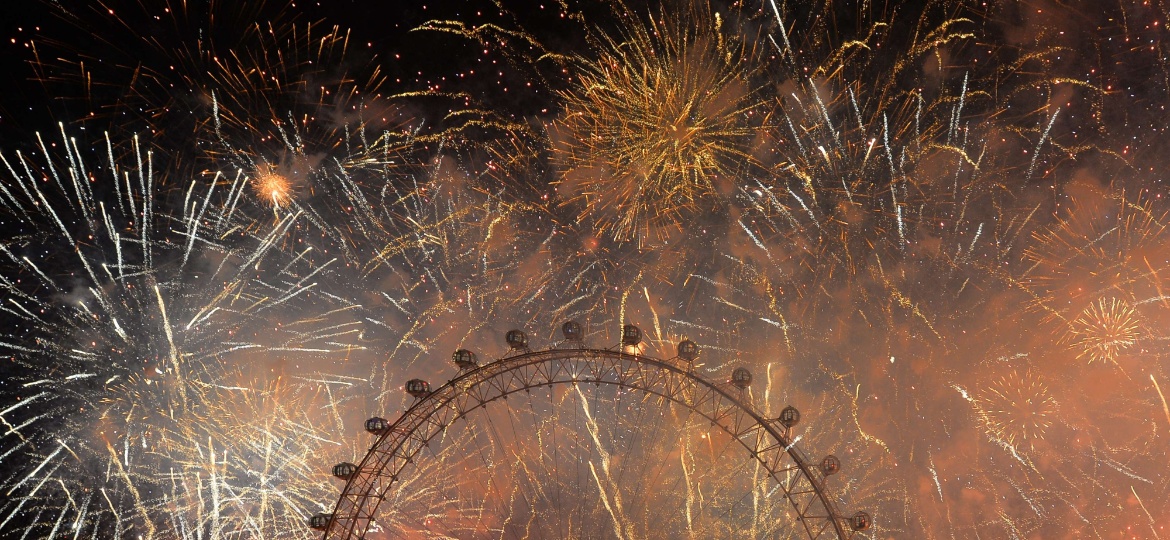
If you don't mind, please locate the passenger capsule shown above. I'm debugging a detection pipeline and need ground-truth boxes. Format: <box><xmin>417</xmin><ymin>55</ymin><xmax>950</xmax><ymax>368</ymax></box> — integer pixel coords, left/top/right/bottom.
<box><xmin>562</xmin><ymin>320</ymin><xmax>583</xmax><ymax>341</ymax></box>
<box><xmin>453</xmin><ymin>349</ymin><xmax>477</xmax><ymax>369</ymax></box>
<box><xmin>849</xmin><ymin>511</ymin><xmax>872</xmax><ymax>531</ymax></box>
<box><xmin>332</xmin><ymin>462</ymin><xmax>358</xmax><ymax>480</ymax></box>
<box><xmin>505</xmin><ymin>329</ymin><xmax>528</xmax><ymax>349</ymax></box>
<box><xmin>621</xmin><ymin>324</ymin><xmax>642</xmax><ymax>346</ymax></box>
<box><xmin>730</xmin><ymin>367</ymin><xmax>753</xmax><ymax>389</ymax></box>
<box><xmin>820</xmin><ymin>455</ymin><xmax>841</xmax><ymax>476</ymax></box>
<box><xmin>309</xmin><ymin>513</ymin><xmax>334</xmax><ymax>530</ymax></box>
<box><xmin>405</xmin><ymin>379</ymin><xmax>431</xmax><ymax>398</ymax></box>
<box><xmin>364</xmin><ymin>417</ymin><xmax>389</xmax><ymax>434</ymax></box>
<box><xmin>778</xmin><ymin>405</ymin><xmax>801</xmax><ymax>428</ymax></box>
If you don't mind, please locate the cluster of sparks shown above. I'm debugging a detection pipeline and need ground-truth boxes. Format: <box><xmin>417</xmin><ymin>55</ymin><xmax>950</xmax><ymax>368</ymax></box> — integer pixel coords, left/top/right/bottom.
<box><xmin>1</xmin><ymin>0</ymin><xmax>1169</xmax><ymax>538</ymax></box>
<box><xmin>974</xmin><ymin>369</ymin><xmax>1057</xmax><ymax>450</ymax></box>
<box><xmin>552</xmin><ymin>3</ymin><xmax>766</xmax><ymax>240</ymax></box>
<box><xmin>1066</xmin><ymin>297</ymin><xmax>1142</xmax><ymax>366</ymax></box>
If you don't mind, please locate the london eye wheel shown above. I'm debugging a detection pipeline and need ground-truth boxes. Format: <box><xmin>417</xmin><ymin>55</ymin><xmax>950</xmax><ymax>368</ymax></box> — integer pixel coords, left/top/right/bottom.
<box><xmin>313</xmin><ymin>323</ymin><xmax>871</xmax><ymax>539</ymax></box>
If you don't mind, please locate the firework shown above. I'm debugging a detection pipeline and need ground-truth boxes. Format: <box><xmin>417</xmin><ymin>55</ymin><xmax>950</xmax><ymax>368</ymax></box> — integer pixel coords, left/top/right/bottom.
<box><xmin>3</xmin><ymin>0</ymin><xmax>1170</xmax><ymax>538</ymax></box>
<box><xmin>147</xmin><ymin>371</ymin><xmax>372</xmax><ymax>538</ymax></box>
<box><xmin>974</xmin><ymin>369</ymin><xmax>1057</xmax><ymax>449</ymax></box>
<box><xmin>1022</xmin><ymin>189</ymin><xmax>1170</xmax><ymax>321</ymax></box>
<box><xmin>0</xmin><ymin>128</ymin><xmax>368</xmax><ymax>537</ymax></box>
<box><xmin>550</xmin><ymin>2</ymin><xmax>769</xmax><ymax>241</ymax></box>
<box><xmin>254</xmin><ymin>168</ymin><xmax>295</xmax><ymax>207</ymax></box>
<box><xmin>1064</xmin><ymin>297</ymin><xmax>1142</xmax><ymax>365</ymax></box>
<box><xmin>1020</xmin><ymin>188</ymin><xmax>1170</xmax><ymax>372</ymax></box>
<box><xmin>394</xmin><ymin>1</ymin><xmax>1170</xmax><ymax>534</ymax></box>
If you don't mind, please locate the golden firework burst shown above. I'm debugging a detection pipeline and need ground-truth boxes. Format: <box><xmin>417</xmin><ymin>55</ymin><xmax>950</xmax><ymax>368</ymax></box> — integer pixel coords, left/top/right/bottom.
<box><xmin>551</xmin><ymin>4</ymin><xmax>768</xmax><ymax>240</ymax></box>
<box><xmin>1065</xmin><ymin>297</ymin><xmax>1141</xmax><ymax>364</ymax></box>
<box><xmin>975</xmin><ymin>369</ymin><xmax>1056</xmax><ymax>449</ymax></box>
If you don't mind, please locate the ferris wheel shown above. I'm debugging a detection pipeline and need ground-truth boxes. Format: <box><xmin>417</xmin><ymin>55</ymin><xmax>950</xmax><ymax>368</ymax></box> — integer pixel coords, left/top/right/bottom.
<box><xmin>312</xmin><ymin>322</ymin><xmax>872</xmax><ymax>539</ymax></box>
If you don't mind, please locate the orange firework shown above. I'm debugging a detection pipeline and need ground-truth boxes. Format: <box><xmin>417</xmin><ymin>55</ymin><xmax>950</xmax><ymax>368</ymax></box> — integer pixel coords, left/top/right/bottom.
<box><xmin>254</xmin><ymin>170</ymin><xmax>294</xmax><ymax>207</ymax></box>
<box><xmin>975</xmin><ymin>369</ymin><xmax>1057</xmax><ymax>449</ymax></box>
<box><xmin>1064</xmin><ymin>297</ymin><xmax>1141</xmax><ymax>364</ymax></box>
<box><xmin>1022</xmin><ymin>188</ymin><xmax>1170</xmax><ymax>321</ymax></box>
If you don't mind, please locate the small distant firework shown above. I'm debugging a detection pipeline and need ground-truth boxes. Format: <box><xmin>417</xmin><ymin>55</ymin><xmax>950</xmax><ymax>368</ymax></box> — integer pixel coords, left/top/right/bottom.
<box><xmin>551</xmin><ymin>3</ymin><xmax>767</xmax><ymax>240</ymax></box>
<box><xmin>975</xmin><ymin>369</ymin><xmax>1057</xmax><ymax>449</ymax></box>
<box><xmin>1065</xmin><ymin>297</ymin><xmax>1141</xmax><ymax>365</ymax></box>
<box><xmin>36</xmin><ymin>2</ymin><xmax>393</xmax><ymax>158</ymax></box>
<box><xmin>34</xmin><ymin>0</ymin><xmax>437</xmax><ymax>232</ymax></box>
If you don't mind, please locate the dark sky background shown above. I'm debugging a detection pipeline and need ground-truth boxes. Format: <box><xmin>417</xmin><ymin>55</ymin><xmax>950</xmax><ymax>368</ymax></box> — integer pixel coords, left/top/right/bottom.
<box><xmin>0</xmin><ymin>0</ymin><xmax>593</xmax><ymax>145</ymax></box>
<box><xmin>2</xmin><ymin>0</ymin><xmax>1166</xmax><ymax>159</ymax></box>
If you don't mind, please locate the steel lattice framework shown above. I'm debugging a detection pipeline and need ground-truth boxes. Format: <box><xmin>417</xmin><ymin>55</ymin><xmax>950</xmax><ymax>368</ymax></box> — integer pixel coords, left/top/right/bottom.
<box><xmin>320</xmin><ymin>337</ymin><xmax>869</xmax><ymax>539</ymax></box>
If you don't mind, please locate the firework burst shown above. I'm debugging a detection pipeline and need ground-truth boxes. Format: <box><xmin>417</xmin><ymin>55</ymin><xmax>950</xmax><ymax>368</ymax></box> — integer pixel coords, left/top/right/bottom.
<box><xmin>0</xmin><ymin>128</ymin><xmax>368</xmax><ymax>538</ymax></box>
<box><xmin>1022</xmin><ymin>188</ymin><xmax>1170</xmax><ymax>320</ymax></box>
<box><xmin>1064</xmin><ymin>297</ymin><xmax>1141</xmax><ymax>365</ymax></box>
<box><xmin>551</xmin><ymin>2</ymin><xmax>769</xmax><ymax>240</ymax></box>
<box><xmin>974</xmin><ymin>369</ymin><xmax>1057</xmax><ymax>449</ymax></box>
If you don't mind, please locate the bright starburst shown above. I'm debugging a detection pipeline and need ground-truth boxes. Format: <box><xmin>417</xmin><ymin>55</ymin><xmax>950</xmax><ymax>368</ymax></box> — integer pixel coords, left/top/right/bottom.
<box><xmin>975</xmin><ymin>369</ymin><xmax>1058</xmax><ymax>449</ymax></box>
<box><xmin>1065</xmin><ymin>297</ymin><xmax>1141</xmax><ymax>365</ymax></box>
<box><xmin>551</xmin><ymin>3</ymin><xmax>768</xmax><ymax>240</ymax></box>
